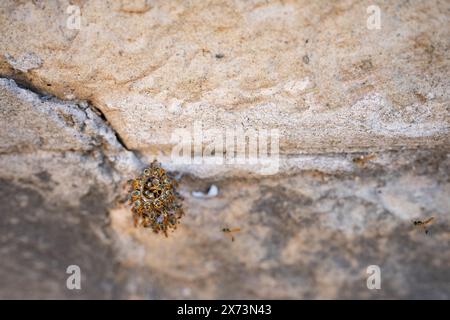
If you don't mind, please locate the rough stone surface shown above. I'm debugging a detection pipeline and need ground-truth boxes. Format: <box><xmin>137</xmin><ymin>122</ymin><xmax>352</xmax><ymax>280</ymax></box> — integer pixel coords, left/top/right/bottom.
<box><xmin>1</xmin><ymin>0</ymin><xmax>448</xmax><ymax>160</ymax></box>
<box><xmin>0</xmin><ymin>0</ymin><xmax>449</xmax><ymax>299</ymax></box>
<box><xmin>0</xmin><ymin>78</ymin><xmax>140</xmax><ymax>299</ymax></box>
<box><xmin>0</xmin><ymin>179</ymin><xmax>119</xmax><ymax>299</ymax></box>
<box><xmin>111</xmin><ymin>150</ymin><xmax>450</xmax><ymax>299</ymax></box>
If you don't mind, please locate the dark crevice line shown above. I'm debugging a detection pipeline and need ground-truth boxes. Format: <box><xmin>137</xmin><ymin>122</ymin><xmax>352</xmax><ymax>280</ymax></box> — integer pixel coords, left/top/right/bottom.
<box><xmin>86</xmin><ymin>99</ymin><xmax>131</xmax><ymax>152</ymax></box>
<box><xmin>0</xmin><ymin>74</ymin><xmax>132</xmax><ymax>153</ymax></box>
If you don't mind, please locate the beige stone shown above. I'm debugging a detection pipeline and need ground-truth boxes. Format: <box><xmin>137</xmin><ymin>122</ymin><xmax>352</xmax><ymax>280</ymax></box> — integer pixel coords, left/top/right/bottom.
<box><xmin>0</xmin><ymin>0</ymin><xmax>449</xmax><ymax>299</ymax></box>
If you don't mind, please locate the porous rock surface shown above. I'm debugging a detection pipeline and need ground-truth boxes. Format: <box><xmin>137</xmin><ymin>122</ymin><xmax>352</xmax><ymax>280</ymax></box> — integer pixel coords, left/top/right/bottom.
<box><xmin>0</xmin><ymin>0</ymin><xmax>449</xmax><ymax>299</ymax></box>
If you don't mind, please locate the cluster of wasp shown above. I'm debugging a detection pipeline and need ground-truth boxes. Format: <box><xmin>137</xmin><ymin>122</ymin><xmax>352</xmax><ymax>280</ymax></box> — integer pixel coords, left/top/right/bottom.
<box><xmin>128</xmin><ymin>160</ymin><xmax>184</xmax><ymax>236</ymax></box>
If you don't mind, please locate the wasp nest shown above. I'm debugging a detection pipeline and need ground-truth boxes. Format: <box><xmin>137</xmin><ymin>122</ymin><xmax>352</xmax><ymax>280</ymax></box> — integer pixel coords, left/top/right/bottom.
<box><xmin>128</xmin><ymin>160</ymin><xmax>184</xmax><ymax>236</ymax></box>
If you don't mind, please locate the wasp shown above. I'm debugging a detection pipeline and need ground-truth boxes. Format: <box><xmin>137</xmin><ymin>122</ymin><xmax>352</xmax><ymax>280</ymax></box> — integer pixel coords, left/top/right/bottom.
<box><xmin>222</xmin><ymin>227</ymin><xmax>241</xmax><ymax>242</ymax></box>
<box><xmin>352</xmin><ymin>154</ymin><xmax>376</xmax><ymax>167</ymax></box>
<box><xmin>412</xmin><ymin>217</ymin><xmax>435</xmax><ymax>235</ymax></box>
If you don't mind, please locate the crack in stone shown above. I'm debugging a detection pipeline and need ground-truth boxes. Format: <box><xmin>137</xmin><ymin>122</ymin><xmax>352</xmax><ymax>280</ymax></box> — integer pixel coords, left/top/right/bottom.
<box><xmin>0</xmin><ymin>74</ymin><xmax>132</xmax><ymax>153</ymax></box>
<box><xmin>0</xmin><ymin>76</ymin><xmax>144</xmax><ymax>203</ymax></box>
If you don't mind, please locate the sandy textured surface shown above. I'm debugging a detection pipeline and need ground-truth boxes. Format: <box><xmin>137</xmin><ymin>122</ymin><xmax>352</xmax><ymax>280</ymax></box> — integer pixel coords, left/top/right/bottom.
<box><xmin>0</xmin><ymin>0</ymin><xmax>449</xmax><ymax>299</ymax></box>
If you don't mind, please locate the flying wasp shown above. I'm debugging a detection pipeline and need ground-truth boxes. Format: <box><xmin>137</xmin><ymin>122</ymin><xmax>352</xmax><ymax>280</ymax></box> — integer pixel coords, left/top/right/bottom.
<box><xmin>222</xmin><ymin>227</ymin><xmax>241</xmax><ymax>242</ymax></box>
<box><xmin>412</xmin><ymin>217</ymin><xmax>435</xmax><ymax>235</ymax></box>
<box><xmin>352</xmin><ymin>154</ymin><xmax>376</xmax><ymax>167</ymax></box>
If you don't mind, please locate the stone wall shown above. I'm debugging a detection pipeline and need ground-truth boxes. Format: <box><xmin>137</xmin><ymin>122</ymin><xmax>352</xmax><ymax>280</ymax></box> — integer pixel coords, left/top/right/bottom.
<box><xmin>0</xmin><ymin>0</ymin><xmax>449</xmax><ymax>299</ymax></box>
